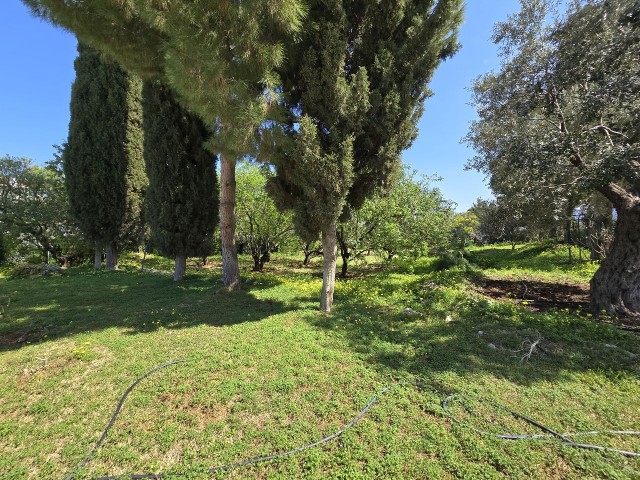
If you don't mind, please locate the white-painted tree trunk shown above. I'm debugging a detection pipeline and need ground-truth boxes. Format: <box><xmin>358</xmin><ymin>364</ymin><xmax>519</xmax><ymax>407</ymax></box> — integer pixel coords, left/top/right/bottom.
<box><xmin>320</xmin><ymin>221</ymin><xmax>338</xmax><ymax>312</ymax></box>
<box><xmin>174</xmin><ymin>254</ymin><xmax>187</xmax><ymax>282</ymax></box>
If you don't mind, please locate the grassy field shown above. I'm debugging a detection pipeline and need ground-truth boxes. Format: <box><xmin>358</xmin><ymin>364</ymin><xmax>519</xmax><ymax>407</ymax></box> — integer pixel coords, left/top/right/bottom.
<box><xmin>0</xmin><ymin>245</ymin><xmax>638</xmax><ymax>479</ymax></box>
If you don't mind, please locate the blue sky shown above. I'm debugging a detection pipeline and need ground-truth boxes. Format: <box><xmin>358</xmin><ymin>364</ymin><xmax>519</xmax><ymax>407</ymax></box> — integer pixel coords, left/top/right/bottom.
<box><xmin>0</xmin><ymin>0</ymin><xmax>521</xmax><ymax>211</ymax></box>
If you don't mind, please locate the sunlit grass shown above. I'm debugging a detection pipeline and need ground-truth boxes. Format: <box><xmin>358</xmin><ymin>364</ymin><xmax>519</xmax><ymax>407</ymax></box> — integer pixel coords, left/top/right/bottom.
<box><xmin>0</xmin><ymin>246</ymin><xmax>638</xmax><ymax>479</ymax></box>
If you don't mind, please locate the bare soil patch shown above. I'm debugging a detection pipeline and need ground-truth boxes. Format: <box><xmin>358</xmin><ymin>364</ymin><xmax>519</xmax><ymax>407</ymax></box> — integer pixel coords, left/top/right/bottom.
<box><xmin>471</xmin><ymin>277</ymin><xmax>640</xmax><ymax>330</ymax></box>
<box><xmin>472</xmin><ymin>277</ymin><xmax>590</xmax><ymax>313</ymax></box>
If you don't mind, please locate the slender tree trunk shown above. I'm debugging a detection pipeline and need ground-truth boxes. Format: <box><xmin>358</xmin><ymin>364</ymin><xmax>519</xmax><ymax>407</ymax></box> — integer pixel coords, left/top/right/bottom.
<box><xmin>590</xmin><ymin>206</ymin><xmax>640</xmax><ymax>317</ymax></box>
<box><xmin>337</xmin><ymin>228</ymin><xmax>349</xmax><ymax>278</ymax></box>
<box><xmin>589</xmin><ymin>218</ymin><xmax>603</xmax><ymax>261</ymax></box>
<box><xmin>94</xmin><ymin>243</ymin><xmax>102</xmax><ymax>270</ymax></box>
<box><xmin>105</xmin><ymin>244</ymin><xmax>118</xmax><ymax>270</ymax></box>
<box><xmin>219</xmin><ymin>154</ymin><xmax>240</xmax><ymax>289</ymax></box>
<box><xmin>320</xmin><ymin>221</ymin><xmax>338</xmax><ymax>312</ymax></box>
<box><xmin>174</xmin><ymin>254</ymin><xmax>187</xmax><ymax>282</ymax></box>
<box><xmin>341</xmin><ymin>256</ymin><xmax>349</xmax><ymax>278</ymax></box>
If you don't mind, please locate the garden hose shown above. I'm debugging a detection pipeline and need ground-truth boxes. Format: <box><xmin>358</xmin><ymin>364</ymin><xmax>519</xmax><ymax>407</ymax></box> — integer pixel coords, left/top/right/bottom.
<box><xmin>65</xmin><ymin>360</ymin><xmax>640</xmax><ymax>480</ymax></box>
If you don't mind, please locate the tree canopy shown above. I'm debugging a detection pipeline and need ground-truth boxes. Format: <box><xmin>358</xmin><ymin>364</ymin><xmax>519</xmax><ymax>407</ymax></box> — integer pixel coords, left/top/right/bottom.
<box><xmin>63</xmin><ymin>43</ymin><xmax>146</xmax><ymax>269</ymax></box>
<box><xmin>466</xmin><ymin>0</ymin><xmax>640</xmax><ymax>316</ymax></box>
<box><xmin>0</xmin><ymin>155</ymin><xmax>85</xmax><ymax>264</ymax></box>
<box><xmin>235</xmin><ymin>162</ymin><xmax>295</xmax><ymax>272</ymax></box>
<box><xmin>142</xmin><ymin>81</ymin><xmax>218</xmax><ymax>282</ymax></box>
<box><xmin>23</xmin><ymin>0</ymin><xmax>308</xmax><ymax>288</ymax></box>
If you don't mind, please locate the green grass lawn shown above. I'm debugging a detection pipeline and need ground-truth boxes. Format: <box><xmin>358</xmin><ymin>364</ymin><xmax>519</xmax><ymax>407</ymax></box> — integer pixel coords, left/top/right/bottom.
<box><xmin>0</xmin><ymin>246</ymin><xmax>638</xmax><ymax>479</ymax></box>
<box><xmin>466</xmin><ymin>242</ymin><xmax>599</xmax><ymax>283</ymax></box>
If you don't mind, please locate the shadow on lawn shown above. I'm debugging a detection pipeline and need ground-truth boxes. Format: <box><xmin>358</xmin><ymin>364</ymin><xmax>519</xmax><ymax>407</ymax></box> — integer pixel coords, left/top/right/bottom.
<box><xmin>307</xmin><ymin>273</ymin><xmax>640</xmax><ymax>388</ymax></box>
<box><xmin>0</xmin><ymin>268</ymin><xmax>288</xmax><ymax>353</ymax></box>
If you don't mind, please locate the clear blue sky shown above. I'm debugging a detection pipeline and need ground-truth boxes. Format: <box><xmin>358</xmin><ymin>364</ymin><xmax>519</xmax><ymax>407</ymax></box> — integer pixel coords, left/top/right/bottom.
<box><xmin>0</xmin><ymin>0</ymin><xmax>521</xmax><ymax>211</ymax></box>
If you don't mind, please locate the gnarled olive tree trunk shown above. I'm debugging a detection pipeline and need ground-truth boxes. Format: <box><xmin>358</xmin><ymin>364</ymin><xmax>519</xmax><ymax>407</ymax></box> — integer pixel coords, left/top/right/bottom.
<box><xmin>220</xmin><ymin>155</ymin><xmax>240</xmax><ymax>289</ymax></box>
<box><xmin>590</xmin><ymin>206</ymin><xmax>640</xmax><ymax>317</ymax></box>
<box><xmin>320</xmin><ymin>220</ymin><xmax>338</xmax><ymax>312</ymax></box>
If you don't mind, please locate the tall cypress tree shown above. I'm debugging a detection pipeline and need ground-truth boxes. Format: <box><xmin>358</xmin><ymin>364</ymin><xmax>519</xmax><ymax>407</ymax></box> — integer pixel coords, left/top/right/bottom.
<box><xmin>268</xmin><ymin>0</ymin><xmax>463</xmax><ymax>311</ymax></box>
<box><xmin>142</xmin><ymin>81</ymin><xmax>218</xmax><ymax>282</ymax></box>
<box><xmin>64</xmin><ymin>43</ymin><xmax>146</xmax><ymax>270</ymax></box>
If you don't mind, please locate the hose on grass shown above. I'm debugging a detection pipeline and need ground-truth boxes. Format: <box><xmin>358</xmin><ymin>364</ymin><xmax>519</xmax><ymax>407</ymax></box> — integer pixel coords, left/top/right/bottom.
<box><xmin>65</xmin><ymin>360</ymin><xmax>188</xmax><ymax>480</ymax></box>
<box><xmin>65</xmin><ymin>360</ymin><xmax>640</xmax><ymax>480</ymax></box>
<box><xmin>442</xmin><ymin>394</ymin><xmax>640</xmax><ymax>457</ymax></box>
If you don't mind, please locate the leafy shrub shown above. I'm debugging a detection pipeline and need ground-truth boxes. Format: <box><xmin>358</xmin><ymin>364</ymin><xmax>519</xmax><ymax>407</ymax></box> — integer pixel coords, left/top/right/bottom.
<box><xmin>433</xmin><ymin>251</ymin><xmax>471</xmax><ymax>271</ymax></box>
<box><xmin>10</xmin><ymin>263</ymin><xmax>63</xmax><ymax>278</ymax></box>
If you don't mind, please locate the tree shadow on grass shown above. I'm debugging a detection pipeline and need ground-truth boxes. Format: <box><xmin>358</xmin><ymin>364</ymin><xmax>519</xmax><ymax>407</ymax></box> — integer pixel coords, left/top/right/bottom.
<box><xmin>306</xmin><ymin>271</ymin><xmax>640</xmax><ymax>388</ymax></box>
<box><xmin>0</xmin><ymin>268</ymin><xmax>288</xmax><ymax>353</ymax></box>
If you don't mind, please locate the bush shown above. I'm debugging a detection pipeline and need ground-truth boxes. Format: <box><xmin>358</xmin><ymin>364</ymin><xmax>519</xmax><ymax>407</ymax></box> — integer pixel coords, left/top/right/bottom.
<box><xmin>433</xmin><ymin>251</ymin><xmax>471</xmax><ymax>271</ymax></box>
<box><xmin>10</xmin><ymin>263</ymin><xmax>64</xmax><ymax>278</ymax></box>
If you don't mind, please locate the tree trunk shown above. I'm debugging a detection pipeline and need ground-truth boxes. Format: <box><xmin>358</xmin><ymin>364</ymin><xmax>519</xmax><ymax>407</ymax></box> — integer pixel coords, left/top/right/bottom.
<box><xmin>589</xmin><ymin>218</ymin><xmax>603</xmax><ymax>261</ymax></box>
<box><xmin>337</xmin><ymin>227</ymin><xmax>349</xmax><ymax>278</ymax></box>
<box><xmin>94</xmin><ymin>243</ymin><xmax>102</xmax><ymax>270</ymax></box>
<box><xmin>252</xmin><ymin>252</ymin><xmax>262</xmax><ymax>271</ymax></box>
<box><xmin>174</xmin><ymin>254</ymin><xmax>187</xmax><ymax>282</ymax></box>
<box><xmin>320</xmin><ymin>221</ymin><xmax>338</xmax><ymax>313</ymax></box>
<box><xmin>303</xmin><ymin>243</ymin><xmax>322</xmax><ymax>266</ymax></box>
<box><xmin>219</xmin><ymin>155</ymin><xmax>240</xmax><ymax>289</ymax></box>
<box><xmin>105</xmin><ymin>244</ymin><xmax>118</xmax><ymax>270</ymax></box>
<box><xmin>341</xmin><ymin>254</ymin><xmax>349</xmax><ymax>278</ymax></box>
<box><xmin>590</xmin><ymin>206</ymin><xmax>640</xmax><ymax>317</ymax></box>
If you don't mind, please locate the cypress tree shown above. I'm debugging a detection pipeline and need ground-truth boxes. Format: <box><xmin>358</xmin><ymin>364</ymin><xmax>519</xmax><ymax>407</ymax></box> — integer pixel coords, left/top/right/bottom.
<box><xmin>24</xmin><ymin>0</ymin><xmax>306</xmax><ymax>289</ymax></box>
<box><xmin>142</xmin><ymin>81</ymin><xmax>218</xmax><ymax>282</ymax></box>
<box><xmin>64</xmin><ymin>43</ymin><xmax>146</xmax><ymax>270</ymax></box>
<box><xmin>268</xmin><ymin>0</ymin><xmax>463</xmax><ymax>311</ymax></box>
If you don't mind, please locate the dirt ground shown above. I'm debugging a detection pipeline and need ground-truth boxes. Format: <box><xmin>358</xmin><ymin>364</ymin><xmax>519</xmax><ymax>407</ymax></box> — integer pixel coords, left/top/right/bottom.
<box><xmin>471</xmin><ymin>277</ymin><xmax>640</xmax><ymax>330</ymax></box>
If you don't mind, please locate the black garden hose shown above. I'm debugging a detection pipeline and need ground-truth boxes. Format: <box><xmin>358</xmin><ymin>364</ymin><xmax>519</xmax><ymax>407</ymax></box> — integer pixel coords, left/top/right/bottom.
<box><xmin>65</xmin><ymin>361</ymin><xmax>640</xmax><ymax>480</ymax></box>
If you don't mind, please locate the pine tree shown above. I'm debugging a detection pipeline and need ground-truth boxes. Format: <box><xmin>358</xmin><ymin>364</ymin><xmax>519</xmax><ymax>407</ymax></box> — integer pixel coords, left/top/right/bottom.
<box><xmin>268</xmin><ymin>0</ymin><xmax>464</xmax><ymax>311</ymax></box>
<box><xmin>63</xmin><ymin>43</ymin><xmax>146</xmax><ymax>270</ymax></box>
<box><xmin>23</xmin><ymin>0</ymin><xmax>306</xmax><ymax>289</ymax></box>
<box><xmin>142</xmin><ymin>81</ymin><xmax>218</xmax><ymax>282</ymax></box>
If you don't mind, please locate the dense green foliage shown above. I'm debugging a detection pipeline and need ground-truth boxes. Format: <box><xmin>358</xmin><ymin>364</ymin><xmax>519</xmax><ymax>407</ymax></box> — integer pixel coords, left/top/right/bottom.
<box><xmin>266</xmin><ymin>0</ymin><xmax>463</xmax><ymax>310</ymax></box>
<box><xmin>24</xmin><ymin>0</ymin><xmax>307</xmax><ymax>288</ymax></box>
<box><xmin>364</xmin><ymin>170</ymin><xmax>455</xmax><ymax>260</ymax></box>
<box><xmin>466</xmin><ymin>0</ymin><xmax>640</xmax><ymax>316</ymax></box>
<box><xmin>142</xmin><ymin>81</ymin><xmax>218</xmax><ymax>265</ymax></box>
<box><xmin>336</xmin><ymin>169</ymin><xmax>455</xmax><ymax>276</ymax></box>
<box><xmin>235</xmin><ymin>162</ymin><xmax>295</xmax><ymax>271</ymax></box>
<box><xmin>1</xmin><ymin>246</ymin><xmax>638</xmax><ymax>478</ymax></box>
<box><xmin>64</xmin><ymin>43</ymin><xmax>146</xmax><ymax>263</ymax></box>
<box><xmin>0</xmin><ymin>155</ymin><xmax>86</xmax><ymax>263</ymax></box>
<box><xmin>470</xmin><ymin>198</ymin><xmax>528</xmax><ymax>247</ymax></box>
<box><xmin>269</xmin><ymin>0</ymin><xmax>464</xmax><ymax>236</ymax></box>
<box><xmin>22</xmin><ymin>0</ymin><xmax>306</xmax><ymax>148</ymax></box>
